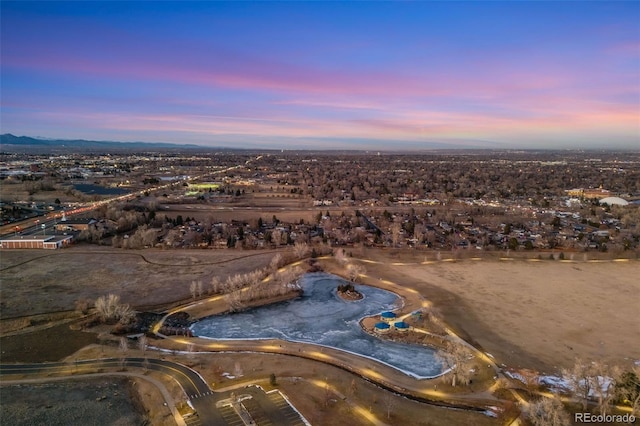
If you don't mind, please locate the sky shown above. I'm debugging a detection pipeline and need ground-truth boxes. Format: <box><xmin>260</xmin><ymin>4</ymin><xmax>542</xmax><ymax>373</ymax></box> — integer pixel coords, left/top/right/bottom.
<box><xmin>1</xmin><ymin>1</ymin><xmax>639</xmax><ymax>150</ymax></box>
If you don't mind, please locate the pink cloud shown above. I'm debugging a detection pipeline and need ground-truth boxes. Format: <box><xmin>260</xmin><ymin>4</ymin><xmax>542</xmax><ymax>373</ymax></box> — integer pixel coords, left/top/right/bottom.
<box><xmin>5</xmin><ymin>33</ymin><xmax>636</xmax><ymax>146</ymax></box>
<box><xmin>6</xmin><ymin>41</ymin><xmax>574</xmax><ymax>102</ymax></box>
<box><xmin>12</xmin><ymin>99</ymin><xmax>637</xmax><ymax>148</ymax></box>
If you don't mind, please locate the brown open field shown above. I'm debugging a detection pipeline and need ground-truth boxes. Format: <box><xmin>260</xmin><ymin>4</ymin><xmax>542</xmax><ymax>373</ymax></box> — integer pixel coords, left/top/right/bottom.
<box><xmin>1</xmin><ymin>245</ymin><xmax>637</xmax><ymax>425</ymax></box>
<box><xmin>0</xmin><ymin>377</ymin><xmax>147</xmax><ymax>425</ymax></box>
<box><xmin>74</xmin><ymin>344</ymin><xmax>499</xmax><ymax>426</ymax></box>
<box><xmin>361</xmin><ymin>249</ymin><xmax>640</xmax><ymax>374</ymax></box>
<box><xmin>0</xmin><ymin>246</ymin><xmax>281</xmax><ymax>319</ymax></box>
<box><xmin>2</xmin><ymin>246</ymin><xmax>637</xmax><ymax>374</ymax></box>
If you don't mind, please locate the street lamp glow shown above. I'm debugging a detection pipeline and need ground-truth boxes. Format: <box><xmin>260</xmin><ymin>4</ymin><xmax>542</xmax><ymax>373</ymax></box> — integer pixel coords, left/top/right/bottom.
<box><xmin>310</xmin><ymin>351</ymin><xmax>331</xmax><ymax>360</ymax></box>
<box><xmin>207</xmin><ymin>343</ymin><xmax>228</xmax><ymax>349</ymax></box>
<box><xmin>423</xmin><ymin>389</ymin><xmax>447</xmax><ymax>398</ymax></box>
<box><xmin>260</xmin><ymin>344</ymin><xmax>280</xmax><ymax>351</ymax></box>
<box><xmin>362</xmin><ymin>368</ymin><xmax>383</xmax><ymax>380</ymax></box>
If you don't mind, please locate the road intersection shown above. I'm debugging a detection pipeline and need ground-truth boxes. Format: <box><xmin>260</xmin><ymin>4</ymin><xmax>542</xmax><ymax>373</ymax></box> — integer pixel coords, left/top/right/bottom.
<box><xmin>0</xmin><ymin>357</ymin><xmax>308</xmax><ymax>426</ymax></box>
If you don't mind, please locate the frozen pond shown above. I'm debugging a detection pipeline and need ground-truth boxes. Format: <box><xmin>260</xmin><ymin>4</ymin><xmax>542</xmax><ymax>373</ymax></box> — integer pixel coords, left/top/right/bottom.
<box><xmin>191</xmin><ymin>272</ymin><xmax>442</xmax><ymax>378</ymax></box>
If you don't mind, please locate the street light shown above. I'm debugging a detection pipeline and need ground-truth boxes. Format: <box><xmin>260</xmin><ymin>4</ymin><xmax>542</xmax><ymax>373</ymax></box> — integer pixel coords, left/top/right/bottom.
<box><xmin>41</xmin><ymin>224</ymin><xmax>46</xmax><ymax>236</ymax></box>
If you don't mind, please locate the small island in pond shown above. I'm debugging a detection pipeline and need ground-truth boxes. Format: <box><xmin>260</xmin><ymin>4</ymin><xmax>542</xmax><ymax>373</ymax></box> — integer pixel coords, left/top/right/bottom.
<box><xmin>337</xmin><ymin>283</ymin><xmax>363</xmax><ymax>301</ymax></box>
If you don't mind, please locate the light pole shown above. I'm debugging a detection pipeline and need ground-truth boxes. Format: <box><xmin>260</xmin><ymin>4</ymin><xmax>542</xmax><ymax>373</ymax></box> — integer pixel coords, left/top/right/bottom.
<box><xmin>41</xmin><ymin>224</ymin><xmax>46</xmax><ymax>236</ymax></box>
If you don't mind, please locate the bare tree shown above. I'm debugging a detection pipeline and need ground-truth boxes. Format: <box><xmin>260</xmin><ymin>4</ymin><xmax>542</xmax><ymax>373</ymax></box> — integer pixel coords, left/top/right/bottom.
<box><xmin>270</xmin><ymin>253</ymin><xmax>282</xmax><ymax>272</ymax></box>
<box><xmin>391</xmin><ymin>220</ymin><xmax>402</xmax><ymax>247</ymax></box>
<box><xmin>346</xmin><ymin>263</ymin><xmax>366</xmax><ymax>282</ymax></box>
<box><xmin>95</xmin><ymin>294</ymin><xmax>134</xmax><ymax>324</ymax></box>
<box><xmin>616</xmin><ymin>366</ymin><xmax>640</xmax><ymax>416</ymax></box>
<box><xmin>436</xmin><ymin>339</ymin><xmax>475</xmax><ymax>387</ymax></box>
<box><xmin>589</xmin><ymin>362</ymin><xmax>621</xmax><ymax>416</ymax></box>
<box><xmin>234</xmin><ymin>361</ymin><xmax>243</xmax><ymax>378</ymax></box>
<box><xmin>224</xmin><ymin>274</ymin><xmax>238</xmax><ymax>293</ymax></box>
<box><xmin>138</xmin><ymin>335</ymin><xmax>148</xmax><ymax>354</ymax></box>
<box><xmin>383</xmin><ymin>392</ymin><xmax>396</xmax><ymax>420</ymax></box>
<box><xmin>413</xmin><ymin>222</ymin><xmax>425</xmax><ymax>244</ymax></box>
<box><xmin>119</xmin><ymin>336</ymin><xmax>129</xmax><ymax>371</ymax></box>
<box><xmin>334</xmin><ymin>248</ymin><xmax>348</xmax><ymax>265</ymax></box>
<box><xmin>189</xmin><ymin>281</ymin><xmax>197</xmax><ymax>300</ymax></box>
<box><xmin>525</xmin><ymin>397</ymin><xmax>570</xmax><ymax>426</ymax></box>
<box><xmin>210</xmin><ymin>276</ymin><xmax>221</xmax><ymax>294</ymax></box>
<box><xmin>293</xmin><ymin>241</ymin><xmax>309</xmax><ymax>259</ymax></box>
<box><xmin>224</xmin><ymin>265</ymin><xmax>303</xmax><ymax>308</ymax></box>
<box><xmin>562</xmin><ymin>358</ymin><xmax>592</xmax><ymax>411</ymax></box>
<box><xmin>119</xmin><ymin>336</ymin><xmax>128</xmax><ymax>354</ymax></box>
<box><xmin>95</xmin><ymin>294</ymin><xmax>118</xmax><ymax>323</ymax></box>
<box><xmin>74</xmin><ymin>298</ymin><xmax>92</xmax><ymax>315</ymax></box>
<box><xmin>141</xmin><ymin>227</ymin><xmax>158</xmax><ymax>247</ymax></box>
<box><xmin>276</xmin><ymin>266</ymin><xmax>303</xmax><ymax>288</ymax></box>
<box><xmin>272</xmin><ymin>229</ymin><xmax>282</xmax><ymax>248</ymax></box>
<box><xmin>115</xmin><ymin>304</ymin><xmax>135</xmax><ymax>325</ymax></box>
<box><xmin>142</xmin><ymin>357</ymin><xmax>150</xmax><ymax>374</ymax></box>
<box><xmin>164</xmin><ymin>229</ymin><xmax>182</xmax><ymax>247</ymax></box>
<box><xmin>225</xmin><ymin>291</ymin><xmax>246</xmax><ymax>312</ymax></box>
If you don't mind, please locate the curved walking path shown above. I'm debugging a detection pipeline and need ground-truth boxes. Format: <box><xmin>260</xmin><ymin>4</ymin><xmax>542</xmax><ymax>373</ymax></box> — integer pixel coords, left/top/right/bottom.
<box><xmin>0</xmin><ymin>357</ymin><xmax>310</xmax><ymax>426</ymax></box>
<box><xmin>0</xmin><ymin>371</ymin><xmax>186</xmax><ymax>426</ymax></box>
<box><xmin>160</xmin><ymin>334</ymin><xmax>497</xmax><ymax>410</ymax></box>
<box><xmin>149</xmin><ymin>256</ymin><xmax>510</xmax><ymax>416</ymax></box>
<box><xmin>0</xmin><ymin>248</ymin><xmax>281</xmax><ymax>272</ymax></box>
<box><xmin>141</xmin><ymin>252</ymin><xmax>640</xmax><ymax>421</ymax></box>
<box><xmin>0</xmin><ymin>358</ymin><xmax>201</xmax><ymax>425</ymax></box>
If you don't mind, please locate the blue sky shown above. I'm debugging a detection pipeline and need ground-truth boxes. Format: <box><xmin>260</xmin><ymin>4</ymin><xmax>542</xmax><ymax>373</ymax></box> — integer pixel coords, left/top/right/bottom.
<box><xmin>1</xmin><ymin>1</ymin><xmax>639</xmax><ymax>149</ymax></box>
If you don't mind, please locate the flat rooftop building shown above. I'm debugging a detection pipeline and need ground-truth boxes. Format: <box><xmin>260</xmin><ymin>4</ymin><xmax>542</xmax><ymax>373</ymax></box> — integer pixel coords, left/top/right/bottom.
<box><xmin>0</xmin><ymin>234</ymin><xmax>74</xmax><ymax>249</ymax></box>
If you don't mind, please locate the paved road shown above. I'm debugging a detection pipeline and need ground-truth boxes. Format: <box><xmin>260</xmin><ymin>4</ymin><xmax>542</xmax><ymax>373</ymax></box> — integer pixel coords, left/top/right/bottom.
<box><xmin>0</xmin><ymin>156</ymin><xmax>260</xmax><ymax>238</ymax></box>
<box><xmin>1</xmin><ymin>358</ymin><xmax>307</xmax><ymax>426</ymax></box>
<box><xmin>149</xmin><ymin>257</ymin><xmax>504</xmax><ymax>415</ymax></box>
<box><xmin>0</xmin><ymin>371</ymin><xmax>187</xmax><ymax>426</ymax></box>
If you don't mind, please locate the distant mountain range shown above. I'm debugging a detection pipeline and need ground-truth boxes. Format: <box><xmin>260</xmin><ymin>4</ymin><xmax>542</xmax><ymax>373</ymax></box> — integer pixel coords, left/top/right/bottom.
<box><xmin>0</xmin><ymin>134</ymin><xmax>206</xmax><ymax>152</ymax></box>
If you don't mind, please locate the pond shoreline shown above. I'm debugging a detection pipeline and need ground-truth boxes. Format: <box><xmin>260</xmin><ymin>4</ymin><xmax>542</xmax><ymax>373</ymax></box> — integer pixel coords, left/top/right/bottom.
<box><xmin>190</xmin><ymin>272</ymin><xmax>443</xmax><ymax>379</ymax></box>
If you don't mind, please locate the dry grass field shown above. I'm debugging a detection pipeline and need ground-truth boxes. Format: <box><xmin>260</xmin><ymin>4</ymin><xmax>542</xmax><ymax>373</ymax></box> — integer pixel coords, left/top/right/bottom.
<box><xmin>1</xmin><ymin>244</ymin><xmax>637</xmax><ymax>425</ymax></box>
<box><xmin>70</xmin><ymin>344</ymin><xmax>500</xmax><ymax>426</ymax></box>
<box><xmin>0</xmin><ymin>246</ymin><xmax>281</xmax><ymax>319</ymax></box>
<box><xmin>363</xmin><ymin>249</ymin><xmax>640</xmax><ymax>374</ymax></box>
<box><xmin>0</xmin><ymin>377</ymin><xmax>147</xmax><ymax>426</ymax></box>
<box><xmin>2</xmin><ymin>246</ymin><xmax>637</xmax><ymax>374</ymax></box>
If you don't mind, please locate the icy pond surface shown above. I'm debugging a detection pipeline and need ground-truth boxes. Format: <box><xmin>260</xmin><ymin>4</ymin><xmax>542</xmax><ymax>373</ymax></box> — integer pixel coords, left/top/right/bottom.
<box><xmin>191</xmin><ymin>272</ymin><xmax>442</xmax><ymax>378</ymax></box>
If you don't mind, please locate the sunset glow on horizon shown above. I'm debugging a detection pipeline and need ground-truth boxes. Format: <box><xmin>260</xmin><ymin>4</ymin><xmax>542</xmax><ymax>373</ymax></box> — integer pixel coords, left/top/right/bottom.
<box><xmin>1</xmin><ymin>1</ymin><xmax>638</xmax><ymax>150</ymax></box>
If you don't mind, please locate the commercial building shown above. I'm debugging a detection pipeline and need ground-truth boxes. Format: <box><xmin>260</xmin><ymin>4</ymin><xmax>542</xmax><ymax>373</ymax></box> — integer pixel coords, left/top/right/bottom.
<box><xmin>566</xmin><ymin>188</ymin><xmax>612</xmax><ymax>199</ymax></box>
<box><xmin>0</xmin><ymin>234</ymin><xmax>74</xmax><ymax>249</ymax></box>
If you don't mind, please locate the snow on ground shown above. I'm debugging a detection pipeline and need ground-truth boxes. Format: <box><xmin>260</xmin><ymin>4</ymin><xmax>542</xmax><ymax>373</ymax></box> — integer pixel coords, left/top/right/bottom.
<box><xmin>505</xmin><ymin>370</ymin><xmax>614</xmax><ymax>396</ymax></box>
<box><xmin>539</xmin><ymin>375</ymin><xmax>572</xmax><ymax>393</ymax></box>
